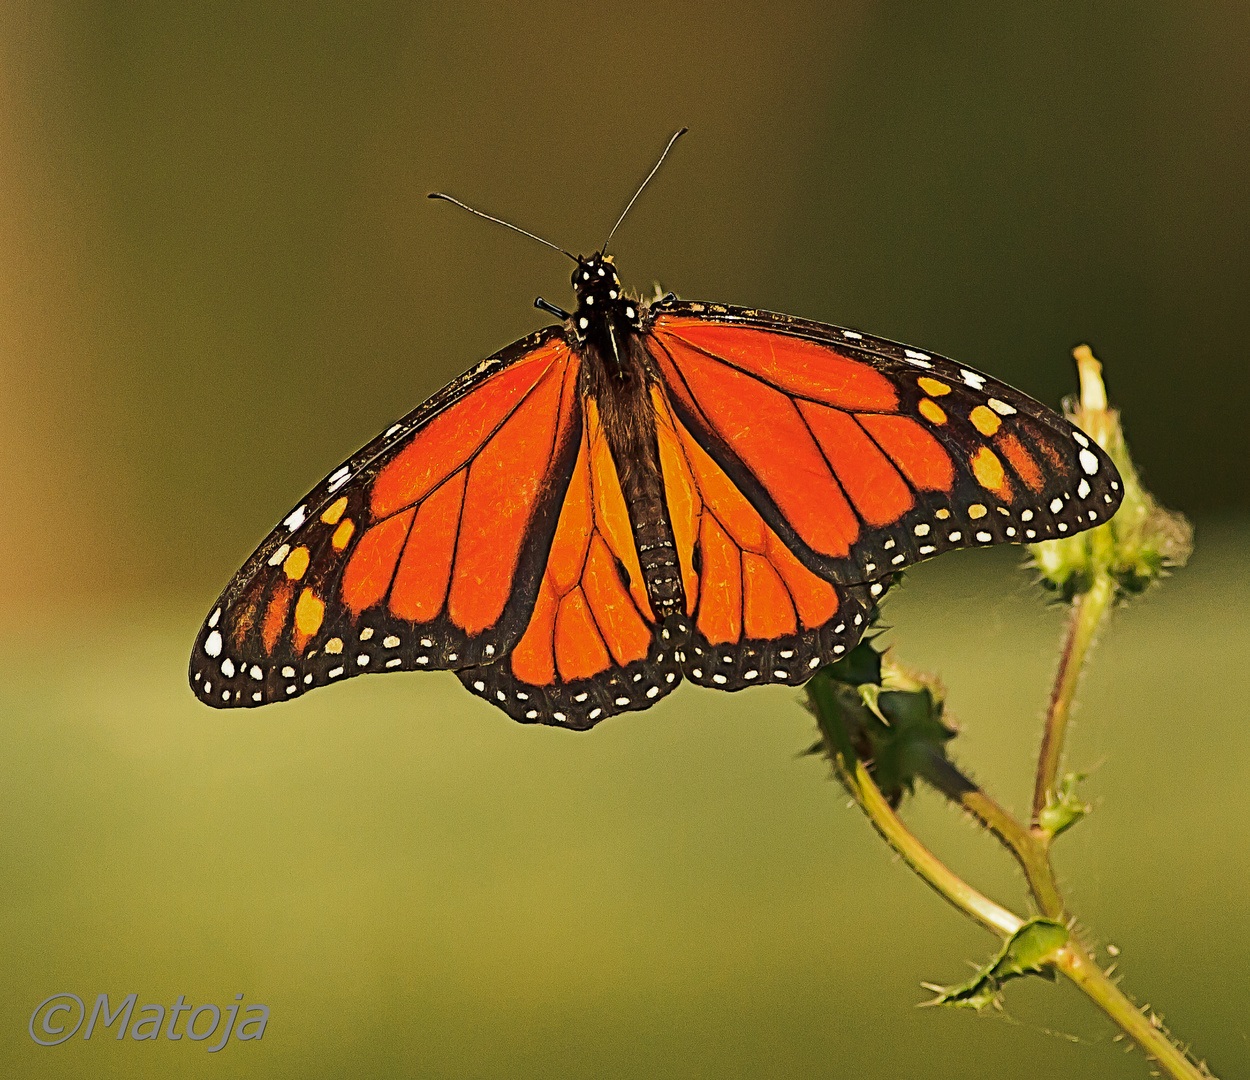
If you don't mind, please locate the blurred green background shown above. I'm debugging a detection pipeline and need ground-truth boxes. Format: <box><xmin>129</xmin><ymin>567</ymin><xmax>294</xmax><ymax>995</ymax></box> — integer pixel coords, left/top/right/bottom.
<box><xmin>1</xmin><ymin>2</ymin><xmax>1247</xmax><ymax>1077</ymax></box>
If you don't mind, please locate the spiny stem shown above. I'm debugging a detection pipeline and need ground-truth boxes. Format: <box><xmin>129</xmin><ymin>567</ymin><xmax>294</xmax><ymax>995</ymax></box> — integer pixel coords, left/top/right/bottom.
<box><xmin>918</xmin><ymin>750</ymin><xmax>1064</xmax><ymax>920</ymax></box>
<box><xmin>811</xmin><ymin>681</ymin><xmax>1217</xmax><ymax>1078</ymax></box>
<box><xmin>805</xmin><ymin>346</ymin><xmax>1212</xmax><ymax>1076</ymax></box>
<box><xmin>850</xmin><ymin>757</ymin><xmax>1024</xmax><ymax>937</ymax></box>
<box><xmin>808</xmin><ymin>674</ymin><xmax>1021</xmax><ymax>938</ymax></box>
<box><xmin>919</xmin><ymin>753</ymin><xmax>1214</xmax><ymax>1076</ymax></box>
<box><xmin>1054</xmin><ymin>945</ymin><xmax>1213</xmax><ymax>1080</ymax></box>
<box><xmin>1032</xmin><ymin>347</ymin><xmax>1119</xmax><ymax>826</ymax></box>
<box><xmin>1032</xmin><ymin>567</ymin><xmax>1114</xmax><ymax>826</ymax></box>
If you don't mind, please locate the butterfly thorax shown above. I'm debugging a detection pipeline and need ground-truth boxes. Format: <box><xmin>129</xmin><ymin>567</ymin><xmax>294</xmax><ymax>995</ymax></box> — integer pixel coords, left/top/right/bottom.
<box><xmin>571</xmin><ymin>252</ymin><xmax>656</xmax><ymax>483</ymax></box>
<box><xmin>571</xmin><ymin>253</ymin><xmax>644</xmax><ymax>378</ymax></box>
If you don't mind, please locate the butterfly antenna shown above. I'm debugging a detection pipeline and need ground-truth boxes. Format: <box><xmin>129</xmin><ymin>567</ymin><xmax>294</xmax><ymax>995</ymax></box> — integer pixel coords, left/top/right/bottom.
<box><xmin>601</xmin><ymin>127</ymin><xmax>688</xmax><ymax>256</ymax></box>
<box><xmin>427</xmin><ymin>193</ymin><xmax>578</xmax><ymax>263</ymax></box>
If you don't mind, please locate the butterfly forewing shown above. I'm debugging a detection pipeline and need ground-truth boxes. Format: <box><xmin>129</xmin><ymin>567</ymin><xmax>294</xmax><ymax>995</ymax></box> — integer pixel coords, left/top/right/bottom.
<box><xmin>646</xmin><ymin>302</ymin><xmax>1123</xmax><ymax>587</ymax></box>
<box><xmin>190</xmin><ymin>329</ymin><xmax>583</xmax><ymax>708</ymax></box>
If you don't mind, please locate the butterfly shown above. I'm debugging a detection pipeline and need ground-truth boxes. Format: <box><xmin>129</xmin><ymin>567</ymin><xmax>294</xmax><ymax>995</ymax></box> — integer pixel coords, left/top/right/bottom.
<box><xmin>190</xmin><ymin>133</ymin><xmax>1122</xmax><ymax>729</ymax></box>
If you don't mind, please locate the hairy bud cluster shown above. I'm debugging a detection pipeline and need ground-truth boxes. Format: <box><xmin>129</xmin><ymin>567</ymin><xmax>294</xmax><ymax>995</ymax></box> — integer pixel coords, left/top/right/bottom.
<box><xmin>1029</xmin><ymin>346</ymin><xmax>1192</xmax><ymax>600</ymax></box>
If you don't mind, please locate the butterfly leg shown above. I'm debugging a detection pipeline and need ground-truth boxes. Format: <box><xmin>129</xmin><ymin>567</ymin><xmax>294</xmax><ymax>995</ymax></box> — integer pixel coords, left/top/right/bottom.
<box><xmin>535</xmin><ymin>297</ymin><xmax>570</xmax><ymax>320</ymax></box>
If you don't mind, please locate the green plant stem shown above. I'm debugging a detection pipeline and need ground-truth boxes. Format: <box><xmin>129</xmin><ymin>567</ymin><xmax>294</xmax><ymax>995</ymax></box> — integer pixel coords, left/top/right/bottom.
<box><xmin>1032</xmin><ymin>570</ymin><xmax>1115</xmax><ymax>826</ymax></box>
<box><xmin>842</xmin><ymin>741</ymin><xmax>1213</xmax><ymax>1079</ymax></box>
<box><xmin>923</xmin><ymin>749</ymin><xmax>1211</xmax><ymax>1075</ymax></box>
<box><xmin>807</xmin><ymin>673</ymin><xmax>1020</xmax><ymax>937</ymax></box>
<box><xmin>919</xmin><ymin>750</ymin><xmax>1064</xmax><ymax>920</ymax></box>
<box><xmin>811</xmin><ymin>679</ymin><xmax>1216</xmax><ymax>1079</ymax></box>
<box><xmin>846</xmin><ymin>757</ymin><xmax>1023</xmax><ymax>938</ymax></box>
<box><xmin>1054</xmin><ymin>944</ymin><xmax>1212</xmax><ymax>1080</ymax></box>
<box><xmin>1024</xmin><ymin>560</ymin><xmax>1213</xmax><ymax>1077</ymax></box>
<box><xmin>806</xmin><ymin>347</ymin><xmax>1211</xmax><ymax>1076</ymax></box>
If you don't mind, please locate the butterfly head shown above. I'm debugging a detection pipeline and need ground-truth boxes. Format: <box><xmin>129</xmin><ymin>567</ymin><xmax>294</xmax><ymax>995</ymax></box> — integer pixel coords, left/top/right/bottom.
<box><xmin>573</xmin><ymin>253</ymin><xmax>622</xmax><ymax>300</ymax></box>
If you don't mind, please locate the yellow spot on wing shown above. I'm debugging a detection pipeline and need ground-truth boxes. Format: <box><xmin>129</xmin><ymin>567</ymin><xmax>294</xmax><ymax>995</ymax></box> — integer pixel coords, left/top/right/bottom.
<box><xmin>321</xmin><ymin>497</ymin><xmax>348</xmax><ymax>525</ymax></box>
<box><xmin>918</xmin><ymin>398</ymin><xmax>947</xmax><ymax>425</ymax></box>
<box><xmin>332</xmin><ymin>519</ymin><xmax>356</xmax><ymax>551</ymax></box>
<box><xmin>971</xmin><ymin>446</ymin><xmax>1009</xmax><ymax>497</ymax></box>
<box><xmin>917</xmin><ymin>376</ymin><xmax>950</xmax><ymax>397</ymax></box>
<box><xmin>294</xmin><ymin>589</ymin><xmax>325</xmax><ymax>637</ymax></box>
<box><xmin>968</xmin><ymin>503</ymin><xmax>988</xmax><ymax>519</ymax></box>
<box><xmin>284</xmin><ymin>546</ymin><xmax>310</xmax><ymax>580</ymax></box>
<box><xmin>325</xmin><ymin>638</ymin><xmax>343</xmax><ymax>654</ymax></box>
<box><xmin>970</xmin><ymin>405</ymin><xmax>1001</xmax><ymax>436</ymax></box>
<box><xmin>935</xmin><ymin>508</ymin><xmax>950</xmax><ymax>520</ymax></box>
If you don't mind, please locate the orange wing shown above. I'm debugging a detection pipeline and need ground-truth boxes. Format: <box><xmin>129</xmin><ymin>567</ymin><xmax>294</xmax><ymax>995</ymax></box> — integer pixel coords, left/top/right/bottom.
<box><xmin>647</xmin><ymin>307</ymin><xmax>1123</xmax><ymax>586</ymax></box>
<box><xmin>457</xmin><ymin>398</ymin><xmax>684</xmax><ymax>728</ymax></box>
<box><xmin>651</xmin><ymin>387</ymin><xmax>878</xmax><ymax>690</ymax></box>
<box><xmin>189</xmin><ymin>330</ymin><xmax>583</xmax><ymax>708</ymax></box>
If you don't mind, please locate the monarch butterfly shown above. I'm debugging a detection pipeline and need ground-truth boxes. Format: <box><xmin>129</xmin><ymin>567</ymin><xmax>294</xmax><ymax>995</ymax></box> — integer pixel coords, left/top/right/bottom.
<box><xmin>190</xmin><ymin>132</ymin><xmax>1122</xmax><ymax>729</ymax></box>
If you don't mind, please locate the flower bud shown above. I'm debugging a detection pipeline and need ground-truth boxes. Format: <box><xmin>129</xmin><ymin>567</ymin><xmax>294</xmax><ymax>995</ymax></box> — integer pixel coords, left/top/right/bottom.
<box><xmin>1029</xmin><ymin>346</ymin><xmax>1192</xmax><ymax>600</ymax></box>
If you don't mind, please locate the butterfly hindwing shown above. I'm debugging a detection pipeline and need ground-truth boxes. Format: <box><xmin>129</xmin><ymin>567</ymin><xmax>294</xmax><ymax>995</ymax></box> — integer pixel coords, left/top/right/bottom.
<box><xmin>651</xmin><ymin>387</ymin><xmax>881</xmax><ymax>690</ymax></box>
<box><xmin>646</xmin><ymin>303</ymin><xmax>1123</xmax><ymax>586</ymax></box>
<box><xmin>457</xmin><ymin>398</ymin><xmax>684</xmax><ymax>729</ymax></box>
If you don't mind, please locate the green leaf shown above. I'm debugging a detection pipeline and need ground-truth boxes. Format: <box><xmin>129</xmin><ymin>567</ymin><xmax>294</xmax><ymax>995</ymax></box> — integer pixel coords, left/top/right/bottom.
<box><xmin>925</xmin><ymin>919</ymin><xmax>1069</xmax><ymax>1010</ymax></box>
<box><xmin>808</xmin><ymin>637</ymin><xmax>957</xmax><ymax>806</ymax></box>
<box><xmin>824</xmin><ymin>639</ymin><xmax>882</xmax><ymax>687</ymax></box>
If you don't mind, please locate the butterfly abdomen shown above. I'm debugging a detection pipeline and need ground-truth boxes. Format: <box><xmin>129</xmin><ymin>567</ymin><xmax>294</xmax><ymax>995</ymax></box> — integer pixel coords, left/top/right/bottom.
<box><xmin>614</xmin><ymin>436</ymin><xmax>684</xmax><ymax>620</ymax></box>
<box><xmin>587</xmin><ymin>325</ymin><xmax>687</xmax><ymax>624</ymax></box>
